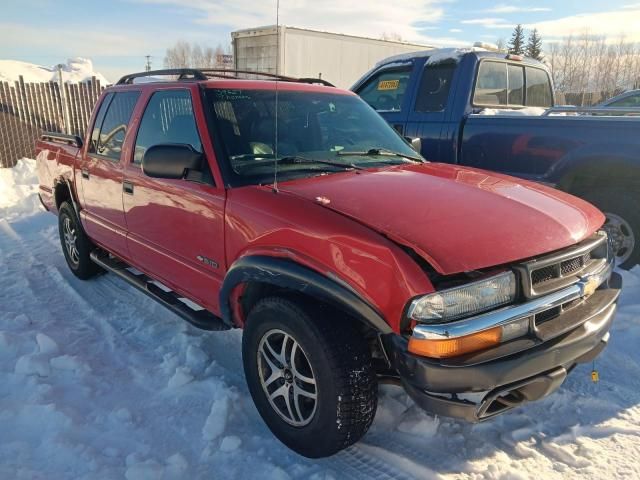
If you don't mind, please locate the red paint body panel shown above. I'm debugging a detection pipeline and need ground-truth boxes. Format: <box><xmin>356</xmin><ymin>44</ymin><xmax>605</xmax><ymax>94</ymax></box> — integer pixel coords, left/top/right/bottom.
<box><xmin>280</xmin><ymin>163</ymin><xmax>605</xmax><ymax>273</ymax></box>
<box><xmin>34</xmin><ymin>78</ymin><xmax>606</xmax><ymax>334</ymax></box>
<box><xmin>80</xmin><ymin>155</ymin><xmax>129</xmax><ymax>258</ymax></box>
<box><xmin>224</xmin><ymin>186</ymin><xmax>432</xmax><ymax>332</ymax></box>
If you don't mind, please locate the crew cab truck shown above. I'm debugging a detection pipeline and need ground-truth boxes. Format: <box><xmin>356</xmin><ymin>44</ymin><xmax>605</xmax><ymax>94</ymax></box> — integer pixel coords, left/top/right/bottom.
<box><xmin>352</xmin><ymin>48</ymin><xmax>640</xmax><ymax>269</ymax></box>
<box><xmin>36</xmin><ymin>68</ymin><xmax>621</xmax><ymax>458</ymax></box>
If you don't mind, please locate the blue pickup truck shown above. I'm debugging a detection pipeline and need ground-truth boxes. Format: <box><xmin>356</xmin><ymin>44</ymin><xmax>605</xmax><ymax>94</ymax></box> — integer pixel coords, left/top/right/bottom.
<box><xmin>352</xmin><ymin>48</ymin><xmax>640</xmax><ymax>268</ymax></box>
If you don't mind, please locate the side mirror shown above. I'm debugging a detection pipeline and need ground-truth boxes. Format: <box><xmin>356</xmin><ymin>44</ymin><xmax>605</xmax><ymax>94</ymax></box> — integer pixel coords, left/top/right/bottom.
<box><xmin>405</xmin><ymin>137</ymin><xmax>422</xmax><ymax>153</ymax></box>
<box><xmin>142</xmin><ymin>144</ymin><xmax>203</xmax><ymax>179</ymax></box>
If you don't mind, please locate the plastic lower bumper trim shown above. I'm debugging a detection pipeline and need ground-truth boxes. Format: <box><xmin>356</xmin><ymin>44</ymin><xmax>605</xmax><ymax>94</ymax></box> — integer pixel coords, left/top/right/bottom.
<box><xmin>387</xmin><ymin>273</ymin><xmax>620</xmax><ymax>421</ymax></box>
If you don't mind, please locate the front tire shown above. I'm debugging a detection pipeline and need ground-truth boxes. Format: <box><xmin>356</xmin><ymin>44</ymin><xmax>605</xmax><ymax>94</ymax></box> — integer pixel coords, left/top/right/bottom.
<box><xmin>582</xmin><ymin>189</ymin><xmax>639</xmax><ymax>269</ymax></box>
<box><xmin>58</xmin><ymin>202</ymin><xmax>100</xmax><ymax>280</ymax></box>
<box><xmin>242</xmin><ymin>297</ymin><xmax>377</xmax><ymax>458</ymax></box>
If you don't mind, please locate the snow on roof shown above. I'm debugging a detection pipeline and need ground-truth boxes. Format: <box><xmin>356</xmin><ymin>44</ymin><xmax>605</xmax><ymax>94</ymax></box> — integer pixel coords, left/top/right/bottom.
<box><xmin>0</xmin><ymin>58</ymin><xmax>109</xmax><ymax>85</ymax></box>
<box><xmin>375</xmin><ymin>47</ymin><xmax>488</xmax><ymax>67</ymax></box>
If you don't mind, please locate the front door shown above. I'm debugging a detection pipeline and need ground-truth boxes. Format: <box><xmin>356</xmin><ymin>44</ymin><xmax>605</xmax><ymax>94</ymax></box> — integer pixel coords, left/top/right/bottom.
<box><xmin>353</xmin><ymin>63</ymin><xmax>414</xmax><ymax>136</ymax></box>
<box><xmin>123</xmin><ymin>88</ymin><xmax>226</xmax><ymax>315</ymax></box>
<box><xmin>80</xmin><ymin>91</ymin><xmax>140</xmax><ymax>256</ymax></box>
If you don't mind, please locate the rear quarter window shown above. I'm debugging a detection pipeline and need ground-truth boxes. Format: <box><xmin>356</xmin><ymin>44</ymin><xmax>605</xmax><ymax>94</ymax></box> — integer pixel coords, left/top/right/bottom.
<box><xmin>415</xmin><ymin>62</ymin><xmax>456</xmax><ymax>112</ymax></box>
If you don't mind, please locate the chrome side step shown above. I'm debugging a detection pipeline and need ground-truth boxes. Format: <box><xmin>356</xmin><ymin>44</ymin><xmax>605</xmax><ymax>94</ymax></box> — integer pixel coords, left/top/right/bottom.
<box><xmin>90</xmin><ymin>250</ymin><xmax>230</xmax><ymax>331</ymax></box>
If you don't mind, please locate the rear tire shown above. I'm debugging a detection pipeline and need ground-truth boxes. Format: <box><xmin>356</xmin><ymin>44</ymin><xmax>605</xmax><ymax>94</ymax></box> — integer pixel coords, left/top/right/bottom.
<box><xmin>581</xmin><ymin>189</ymin><xmax>639</xmax><ymax>269</ymax></box>
<box><xmin>58</xmin><ymin>202</ymin><xmax>100</xmax><ymax>280</ymax></box>
<box><xmin>242</xmin><ymin>296</ymin><xmax>377</xmax><ymax>458</ymax></box>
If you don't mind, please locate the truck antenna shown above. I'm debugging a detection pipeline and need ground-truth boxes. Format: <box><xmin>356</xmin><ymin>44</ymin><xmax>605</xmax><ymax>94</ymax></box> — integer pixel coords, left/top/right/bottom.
<box><xmin>272</xmin><ymin>0</ymin><xmax>280</xmax><ymax>193</ymax></box>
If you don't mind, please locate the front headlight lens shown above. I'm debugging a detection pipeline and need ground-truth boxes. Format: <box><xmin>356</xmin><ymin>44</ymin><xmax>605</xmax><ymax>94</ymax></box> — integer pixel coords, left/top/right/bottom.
<box><xmin>408</xmin><ymin>271</ymin><xmax>516</xmax><ymax>324</ymax></box>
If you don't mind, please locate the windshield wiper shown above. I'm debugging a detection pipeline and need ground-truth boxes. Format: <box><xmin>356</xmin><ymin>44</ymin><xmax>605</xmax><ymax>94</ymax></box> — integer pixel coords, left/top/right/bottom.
<box><xmin>277</xmin><ymin>156</ymin><xmax>364</xmax><ymax>170</ymax></box>
<box><xmin>337</xmin><ymin>148</ymin><xmax>424</xmax><ymax>163</ymax></box>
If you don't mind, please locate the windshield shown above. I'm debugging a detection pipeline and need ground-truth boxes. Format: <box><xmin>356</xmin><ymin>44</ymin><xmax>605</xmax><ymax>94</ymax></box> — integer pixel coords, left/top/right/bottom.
<box><xmin>205</xmin><ymin>88</ymin><xmax>423</xmax><ymax>186</ymax></box>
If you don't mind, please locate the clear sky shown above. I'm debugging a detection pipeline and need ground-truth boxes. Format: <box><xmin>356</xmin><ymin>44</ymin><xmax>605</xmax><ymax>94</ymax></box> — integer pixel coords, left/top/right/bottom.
<box><xmin>1</xmin><ymin>0</ymin><xmax>639</xmax><ymax>82</ymax></box>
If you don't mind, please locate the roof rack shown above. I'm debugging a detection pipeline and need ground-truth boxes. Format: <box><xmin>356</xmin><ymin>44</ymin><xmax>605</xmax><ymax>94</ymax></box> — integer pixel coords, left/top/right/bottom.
<box><xmin>116</xmin><ymin>68</ymin><xmax>335</xmax><ymax>87</ymax></box>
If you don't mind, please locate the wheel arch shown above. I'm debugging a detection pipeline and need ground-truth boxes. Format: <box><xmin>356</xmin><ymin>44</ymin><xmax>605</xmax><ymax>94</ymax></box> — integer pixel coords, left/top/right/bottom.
<box><xmin>219</xmin><ymin>255</ymin><xmax>393</xmax><ymax>334</ymax></box>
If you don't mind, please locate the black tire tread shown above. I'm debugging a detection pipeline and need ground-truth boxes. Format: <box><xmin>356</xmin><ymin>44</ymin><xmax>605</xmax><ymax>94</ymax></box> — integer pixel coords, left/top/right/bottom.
<box><xmin>58</xmin><ymin>201</ymin><xmax>100</xmax><ymax>280</ymax></box>
<box><xmin>244</xmin><ymin>296</ymin><xmax>377</xmax><ymax>457</ymax></box>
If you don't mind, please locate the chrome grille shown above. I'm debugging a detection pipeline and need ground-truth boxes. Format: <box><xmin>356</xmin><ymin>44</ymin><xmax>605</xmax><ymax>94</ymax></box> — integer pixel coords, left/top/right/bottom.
<box><xmin>514</xmin><ymin>233</ymin><xmax>609</xmax><ymax>298</ymax></box>
<box><xmin>531</xmin><ymin>265</ymin><xmax>556</xmax><ymax>285</ymax></box>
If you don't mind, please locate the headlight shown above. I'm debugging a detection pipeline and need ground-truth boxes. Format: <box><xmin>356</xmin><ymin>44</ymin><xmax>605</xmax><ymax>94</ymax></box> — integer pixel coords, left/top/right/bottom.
<box><xmin>408</xmin><ymin>271</ymin><xmax>516</xmax><ymax>324</ymax></box>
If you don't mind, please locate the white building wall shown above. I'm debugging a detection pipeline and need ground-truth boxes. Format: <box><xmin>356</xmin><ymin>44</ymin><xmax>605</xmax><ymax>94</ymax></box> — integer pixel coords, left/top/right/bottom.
<box><xmin>233</xmin><ymin>26</ymin><xmax>432</xmax><ymax>88</ymax></box>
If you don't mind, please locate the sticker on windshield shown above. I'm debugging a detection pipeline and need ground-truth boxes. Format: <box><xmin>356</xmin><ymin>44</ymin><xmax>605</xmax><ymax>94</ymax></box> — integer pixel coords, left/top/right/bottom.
<box><xmin>377</xmin><ymin>79</ymin><xmax>400</xmax><ymax>90</ymax></box>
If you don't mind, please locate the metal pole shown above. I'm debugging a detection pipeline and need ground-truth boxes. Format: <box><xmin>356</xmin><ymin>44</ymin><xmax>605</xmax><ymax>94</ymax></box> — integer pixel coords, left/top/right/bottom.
<box><xmin>57</xmin><ymin>64</ymin><xmax>71</xmax><ymax>134</ymax></box>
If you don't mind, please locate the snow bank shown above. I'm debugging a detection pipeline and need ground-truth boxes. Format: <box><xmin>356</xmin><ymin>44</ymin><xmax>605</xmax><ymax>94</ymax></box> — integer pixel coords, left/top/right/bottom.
<box><xmin>0</xmin><ymin>57</ymin><xmax>109</xmax><ymax>85</ymax></box>
<box><xmin>0</xmin><ymin>158</ymin><xmax>40</xmax><ymax>220</ymax></box>
<box><xmin>1</xmin><ymin>158</ymin><xmax>639</xmax><ymax>479</ymax></box>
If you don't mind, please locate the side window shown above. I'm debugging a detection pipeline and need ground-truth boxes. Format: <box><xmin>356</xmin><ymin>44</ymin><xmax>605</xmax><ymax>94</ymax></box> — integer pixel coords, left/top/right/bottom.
<box><xmin>88</xmin><ymin>93</ymin><xmax>113</xmax><ymax>154</ymax></box>
<box><xmin>357</xmin><ymin>67</ymin><xmax>412</xmax><ymax>112</ymax></box>
<box><xmin>507</xmin><ymin>65</ymin><xmax>524</xmax><ymax>105</ymax></box>
<box><xmin>95</xmin><ymin>91</ymin><xmax>140</xmax><ymax>161</ymax></box>
<box><xmin>474</xmin><ymin>62</ymin><xmax>507</xmax><ymax>106</ymax></box>
<box><xmin>610</xmin><ymin>95</ymin><xmax>640</xmax><ymax>107</ymax></box>
<box><xmin>134</xmin><ymin>90</ymin><xmax>202</xmax><ymax>165</ymax></box>
<box><xmin>415</xmin><ymin>62</ymin><xmax>456</xmax><ymax>112</ymax></box>
<box><xmin>525</xmin><ymin>67</ymin><xmax>553</xmax><ymax>107</ymax></box>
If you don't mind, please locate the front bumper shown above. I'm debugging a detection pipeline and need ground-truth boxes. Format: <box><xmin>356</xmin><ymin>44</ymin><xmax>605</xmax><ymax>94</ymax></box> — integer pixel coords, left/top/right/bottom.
<box><xmin>385</xmin><ymin>271</ymin><xmax>621</xmax><ymax>422</ymax></box>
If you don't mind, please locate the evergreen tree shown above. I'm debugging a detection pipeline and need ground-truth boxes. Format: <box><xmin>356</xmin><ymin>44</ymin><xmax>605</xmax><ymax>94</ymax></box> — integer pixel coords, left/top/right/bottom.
<box><xmin>526</xmin><ymin>29</ymin><xmax>543</xmax><ymax>60</ymax></box>
<box><xmin>508</xmin><ymin>24</ymin><xmax>525</xmax><ymax>55</ymax></box>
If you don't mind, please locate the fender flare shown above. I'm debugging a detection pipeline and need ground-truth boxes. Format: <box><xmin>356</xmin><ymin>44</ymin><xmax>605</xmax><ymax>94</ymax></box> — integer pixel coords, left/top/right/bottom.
<box><xmin>219</xmin><ymin>255</ymin><xmax>393</xmax><ymax>334</ymax></box>
<box><xmin>55</xmin><ymin>177</ymin><xmax>87</xmax><ymax>236</ymax></box>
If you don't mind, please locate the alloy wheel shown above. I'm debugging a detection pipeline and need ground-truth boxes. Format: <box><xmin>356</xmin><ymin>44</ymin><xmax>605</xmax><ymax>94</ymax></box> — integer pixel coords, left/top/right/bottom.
<box><xmin>63</xmin><ymin>216</ymin><xmax>80</xmax><ymax>266</ymax></box>
<box><xmin>603</xmin><ymin>212</ymin><xmax>635</xmax><ymax>265</ymax></box>
<box><xmin>257</xmin><ymin>329</ymin><xmax>317</xmax><ymax>427</ymax></box>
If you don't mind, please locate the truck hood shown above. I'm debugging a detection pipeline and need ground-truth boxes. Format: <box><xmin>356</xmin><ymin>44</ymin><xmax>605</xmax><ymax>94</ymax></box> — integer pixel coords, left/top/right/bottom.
<box><xmin>280</xmin><ymin>163</ymin><xmax>604</xmax><ymax>274</ymax></box>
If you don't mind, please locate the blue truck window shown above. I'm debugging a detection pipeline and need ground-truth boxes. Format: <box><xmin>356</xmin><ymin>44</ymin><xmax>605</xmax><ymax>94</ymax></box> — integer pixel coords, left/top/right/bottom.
<box><xmin>508</xmin><ymin>65</ymin><xmax>524</xmax><ymax>106</ymax></box>
<box><xmin>357</xmin><ymin>68</ymin><xmax>412</xmax><ymax>112</ymax></box>
<box><xmin>415</xmin><ymin>62</ymin><xmax>456</xmax><ymax>112</ymax></box>
<box><xmin>525</xmin><ymin>67</ymin><xmax>553</xmax><ymax>107</ymax></box>
<box><xmin>474</xmin><ymin>61</ymin><xmax>508</xmax><ymax>106</ymax></box>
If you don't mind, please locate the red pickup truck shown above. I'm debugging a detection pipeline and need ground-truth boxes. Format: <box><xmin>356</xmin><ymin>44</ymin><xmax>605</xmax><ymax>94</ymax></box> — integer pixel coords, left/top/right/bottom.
<box><xmin>36</xmin><ymin>68</ymin><xmax>621</xmax><ymax>458</ymax></box>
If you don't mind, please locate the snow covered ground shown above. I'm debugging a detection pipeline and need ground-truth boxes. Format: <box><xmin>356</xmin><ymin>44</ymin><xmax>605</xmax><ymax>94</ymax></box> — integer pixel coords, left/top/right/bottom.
<box><xmin>1</xmin><ymin>159</ymin><xmax>639</xmax><ymax>479</ymax></box>
<box><xmin>0</xmin><ymin>58</ymin><xmax>109</xmax><ymax>85</ymax></box>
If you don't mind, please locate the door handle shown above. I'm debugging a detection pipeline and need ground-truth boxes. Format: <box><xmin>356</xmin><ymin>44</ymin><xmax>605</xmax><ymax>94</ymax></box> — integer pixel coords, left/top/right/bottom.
<box><xmin>123</xmin><ymin>181</ymin><xmax>134</xmax><ymax>195</ymax></box>
<box><xmin>81</xmin><ymin>168</ymin><xmax>89</xmax><ymax>179</ymax></box>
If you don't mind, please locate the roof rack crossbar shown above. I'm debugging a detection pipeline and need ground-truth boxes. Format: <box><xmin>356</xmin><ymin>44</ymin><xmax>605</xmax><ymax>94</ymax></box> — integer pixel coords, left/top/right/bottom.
<box><xmin>116</xmin><ymin>68</ymin><xmax>335</xmax><ymax>87</ymax></box>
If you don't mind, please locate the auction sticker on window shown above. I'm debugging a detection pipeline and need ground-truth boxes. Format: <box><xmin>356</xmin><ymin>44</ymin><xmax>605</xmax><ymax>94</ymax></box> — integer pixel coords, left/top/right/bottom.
<box><xmin>377</xmin><ymin>79</ymin><xmax>399</xmax><ymax>90</ymax></box>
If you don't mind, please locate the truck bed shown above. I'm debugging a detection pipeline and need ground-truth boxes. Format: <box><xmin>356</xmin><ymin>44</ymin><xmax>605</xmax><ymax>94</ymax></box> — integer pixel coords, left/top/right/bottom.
<box><xmin>459</xmin><ymin>114</ymin><xmax>640</xmax><ymax>184</ymax></box>
<box><xmin>35</xmin><ymin>134</ymin><xmax>81</xmax><ymax>213</ymax></box>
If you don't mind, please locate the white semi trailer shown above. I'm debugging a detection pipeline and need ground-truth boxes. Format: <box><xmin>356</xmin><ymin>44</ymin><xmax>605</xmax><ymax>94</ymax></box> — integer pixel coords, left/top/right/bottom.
<box><xmin>232</xmin><ymin>25</ymin><xmax>432</xmax><ymax>89</ymax></box>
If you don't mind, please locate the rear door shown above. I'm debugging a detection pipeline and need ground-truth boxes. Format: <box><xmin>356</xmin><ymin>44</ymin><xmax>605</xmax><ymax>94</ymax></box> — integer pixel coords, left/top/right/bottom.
<box><xmin>404</xmin><ymin>58</ymin><xmax>458</xmax><ymax>162</ymax></box>
<box><xmin>80</xmin><ymin>90</ymin><xmax>140</xmax><ymax>256</ymax></box>
<box><xmin>353</xmin><ymin>62</ymin><xmax>415</xmax><ymax>136</ymax></box>
<box><xmin>123</xmin><ymin>87</ymin><xmax>226</xmax><ymax>315</ymax></box>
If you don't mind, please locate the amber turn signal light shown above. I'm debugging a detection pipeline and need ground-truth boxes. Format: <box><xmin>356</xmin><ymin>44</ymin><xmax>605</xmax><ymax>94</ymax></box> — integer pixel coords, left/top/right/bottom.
<box><xmin>408</xmin><ymin>327</ymin><xmax>502</xmax><ymax>359</ymax></box>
